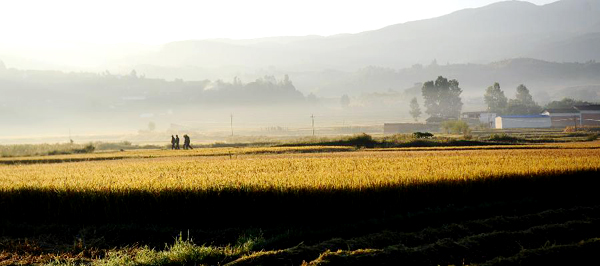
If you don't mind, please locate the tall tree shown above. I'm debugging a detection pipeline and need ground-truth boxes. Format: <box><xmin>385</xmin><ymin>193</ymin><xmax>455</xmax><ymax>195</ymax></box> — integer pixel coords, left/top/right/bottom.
<box><xmin>409</xmin><ymin>97</ymin><xmax>422</xmax><ymax>122</ymax></box>
<box><xmin>515</xmin><ymin>84</ymin><xmax>535</xmax><ymax>105</ymax></box>
<box><xmin>282</xmin><ymin>74</ymin><xmax>292</xmax><ymax>86</ymax></box>
<box><xmin>506</xmin><ymin>84</ymin><xmax>542</xmax><ymax>114</ymax></box>
<box><xmin>421</xmin><ymin>76</ymin><xmax>463</xmax><ymax>118</ymax></box>
<box><xmin>484</xmin><ymin>82</ymin><xmax>507</xmax><ymax>113</ymax></box>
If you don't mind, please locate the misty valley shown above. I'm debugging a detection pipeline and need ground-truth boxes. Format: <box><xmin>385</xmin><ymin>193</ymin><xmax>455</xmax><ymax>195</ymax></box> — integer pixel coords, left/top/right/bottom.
<box><xmin>2</xmin><ymin>0</ymin><xmax>600</xmax><ymax>265</ymax></box>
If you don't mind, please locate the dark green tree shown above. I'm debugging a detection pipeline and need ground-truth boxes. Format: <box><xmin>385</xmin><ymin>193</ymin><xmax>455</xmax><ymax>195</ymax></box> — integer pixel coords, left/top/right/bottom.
<box><xmin>544</xmin><ymin>98</ymin><xmax>592</xmax><ymax>109</ymax></box>
<box><xmin>409</xmin><ymin>97</ymin><xmax>422</xmax><ymax>121</ymax></box>
<box><xmin>515</xmin><ymin>84</ymin><xmax>535</xmax><ymax>104</ymax></box>
<box><xmin>505</xmin><ymin>84</ymin><xmax>542</xmax><ymax>114</ymax></box>
<box><xmin>421</xmin><ymin>76</ymin><xmax>463</xmax><ymax>118</ymax></box>
<box><xmin>282</xmin><ymin>74</ymin><xmax>292</xmax><ymax>86</ymax></box>
<box><xmin>484</xmin><ymin>82</ymin><xmax>507</xmax><ymax>113</ymax></box>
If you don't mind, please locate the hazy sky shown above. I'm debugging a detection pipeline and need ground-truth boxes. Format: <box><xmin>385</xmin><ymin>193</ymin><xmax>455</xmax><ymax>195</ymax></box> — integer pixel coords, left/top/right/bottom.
<box><xmin>1</xmin><ymin>0</ymin><xmax>559</xmax><ymax>46</ymax></box>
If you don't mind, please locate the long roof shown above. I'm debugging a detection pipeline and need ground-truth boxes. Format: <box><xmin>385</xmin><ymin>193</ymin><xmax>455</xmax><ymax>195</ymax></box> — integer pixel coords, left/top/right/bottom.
<box><xmin>462</xmin><ymin>111</ymin><xmax>494</xmax><ymax>114</ymax></box>
<box><xmin>543</xmin><ymin>108</ymin><xmax>579</xmax><ymax>114</ymax></box>
<box><xmin>498</xmin><ymin>115</ymin><xmax>550</xmax><ymax>118</ymax></box>
<box><xmin>574</xmin><ymin>105</ymin><xmax>600</xmax><ymax>111</ymax></box>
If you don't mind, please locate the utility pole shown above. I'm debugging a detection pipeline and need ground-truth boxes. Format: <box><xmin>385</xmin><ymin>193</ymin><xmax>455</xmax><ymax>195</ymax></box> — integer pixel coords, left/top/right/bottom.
<box><xmin>230</xmin><ymin>114</ymin><xmax>234</xmax><ymax>136</ymax></box>
<box><xmin>310</xmin><ymin>114</ymin><xmax>315</xmax><ymax>137</ymax></box>
<box><xmin>487</xmin><ymin>106</ymin><xmax>490</xmax><ymax>128</ymax></box>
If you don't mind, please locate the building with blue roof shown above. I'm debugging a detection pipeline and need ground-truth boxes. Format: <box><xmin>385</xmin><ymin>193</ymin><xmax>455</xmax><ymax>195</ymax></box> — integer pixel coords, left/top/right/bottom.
<box><xmin>495</xmin><ymin>115</ymin><xmax>551</xmax><ymax>129</ymax></box>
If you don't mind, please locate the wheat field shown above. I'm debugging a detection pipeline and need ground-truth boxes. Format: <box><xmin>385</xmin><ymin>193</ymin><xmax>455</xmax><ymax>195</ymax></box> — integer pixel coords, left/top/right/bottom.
<box><xmin>1</xmin><ymin>142</ymin><xmax>599</xmax><ymax>192</ymax></box>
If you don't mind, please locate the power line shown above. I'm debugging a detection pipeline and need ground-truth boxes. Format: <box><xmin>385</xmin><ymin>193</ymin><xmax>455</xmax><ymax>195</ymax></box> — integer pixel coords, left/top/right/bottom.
<box><xmin>230</xmin><ymin>114</ymin><xmax>234</xmax><ymax>136</ymax></box>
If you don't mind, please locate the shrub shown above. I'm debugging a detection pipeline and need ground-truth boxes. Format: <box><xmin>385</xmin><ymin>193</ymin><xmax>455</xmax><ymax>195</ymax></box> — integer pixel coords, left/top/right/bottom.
<box><xmin>564</xmin><ymin>126</ymin><xmax>600</xmax><ymax>133</ymax></box>
<box><xmin>280</xmin><ymin>133</ymin><xmax>379</xmax><ymax>148</ymax></box>
<box><xmin>1</xmin><ymin>143</ymin><xmax>96</xmax><ymax>157</ymax></box>
<box><xmin>413</xmin><ymin>132</ymin><xmax>434</xmax><ymax>139</ymax></box>
<box><xmin>488</xmin><ymin>134</ymin><xmax>523</xmax><ymax>143</ymax></box>
<box><xmin>441</xmin><ymin>120</ymin><xmax>470</xmax><ymax>135</ymax></box>
<box><xmin>346</xmin><ymin>133</ymin><xmax>377</xmax><ymax>148</ymax></box>
<box><xmin>73</xmin><ymin>143</ymin><xmax>96</xmax><ymax>154</ymax></box>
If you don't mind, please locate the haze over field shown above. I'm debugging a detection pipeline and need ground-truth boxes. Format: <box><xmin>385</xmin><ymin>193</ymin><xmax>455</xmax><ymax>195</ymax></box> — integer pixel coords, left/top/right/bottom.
<box><xmin>1</xmin><ymin>0</ymin><xmax>599</xmax><ymax>143</ymax></box>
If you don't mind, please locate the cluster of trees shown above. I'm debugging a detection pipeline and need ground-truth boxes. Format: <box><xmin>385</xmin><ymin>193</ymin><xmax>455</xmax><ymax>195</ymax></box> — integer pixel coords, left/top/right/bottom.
<box><xmin>422</xmin><ymin>76</ymin><xmax>463</xmax><ymax>119</ymax></box>
<box><xmin>484</xmin><ymin>83</ymin><xmax>542</xmax><ymax>115</ymax></box>
<box><xmin>410</xmin><ymin>77</ymin><xmax>598</xmax><ymax>122</ymax></box>
<box><xmin>484</xmin><ymin>83</ymin><xmax>599</xmax><ymax>115</ymax></box>
<box><xmin>203</xmin><ymin>74</ymin><xmax>306</xmax><ymax>105</ymax></box>
<box><xmin>544</xmin><ymin>98</ymin><xmax>595</xmax><ymax>109</ymax></box>
<box><xmin>409</xmin><ymin>76</ymin><xmax>463</xmax><ymax>121</ymax></box>
<box><xmin>0</xmin><ymin>67</ymin><xmax>308</xmax><ymax>112</ymax></box>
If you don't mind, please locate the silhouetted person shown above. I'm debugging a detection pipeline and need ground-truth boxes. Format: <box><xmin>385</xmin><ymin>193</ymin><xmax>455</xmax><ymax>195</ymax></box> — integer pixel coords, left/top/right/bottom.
<box><xmin>183</xmin><ymin>134</ymin><xmax>193</xmax><ymax>150</ymax></box>
<box><xmin>171</xmin><ymin>135</ymin><xmax>176</xmax><ymax>150</ymax></box>
<box><xmin>175</xmin><ymin>135</ymin><xmax>180</xmax><ymax>150</ymax></box>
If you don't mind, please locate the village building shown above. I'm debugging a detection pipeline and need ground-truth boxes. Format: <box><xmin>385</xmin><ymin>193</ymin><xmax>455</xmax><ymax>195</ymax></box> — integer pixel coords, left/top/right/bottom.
<box><xmin>541</xmin><ymin>108</ymin><xmax>580</xmax><ymax>128</ymax></box>
<box><xmin>574</xmin><ymin>105</ymin><xmax>600</xmax><ymax>126</ymax></box>
<box><xmin>461</xmin><ymin>111</ymin><xmax>496</xmax><ymax>127</ymax></box>
<box><xmin>495</xmin><ymin>115</ymin><xmax>551</xmax><ymax>129</ymax></box>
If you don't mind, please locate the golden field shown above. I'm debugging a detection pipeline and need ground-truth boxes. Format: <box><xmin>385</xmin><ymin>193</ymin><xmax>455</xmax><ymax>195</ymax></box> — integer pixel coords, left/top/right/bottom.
<box><xmin>2</xmin><ymin>141</ymin><xmax>600</xmax><ymax>266</ymax></box>
<box><xmin>1</xmin><ymin>141</ymin><xmax>599</xmax><ymax>192</ymax></box>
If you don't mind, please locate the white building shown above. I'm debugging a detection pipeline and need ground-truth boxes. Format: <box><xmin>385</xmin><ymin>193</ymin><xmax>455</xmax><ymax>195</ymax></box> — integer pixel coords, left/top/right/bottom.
<box><xmin>461</xmin><ymin>112</ymin><xmax>497</xmax><ymax>127</ymax></box>
<box><xmin>495</xmin><ymin>115</ymin><xmax>551</xmax><ymax>129</ymax></box>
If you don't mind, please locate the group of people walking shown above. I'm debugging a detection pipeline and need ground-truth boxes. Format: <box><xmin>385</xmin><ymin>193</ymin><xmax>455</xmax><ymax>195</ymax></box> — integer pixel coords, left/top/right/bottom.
<box><xmin>171</xmin><ymin>134</ymin><xmax>193</xmax><ymax>150</ymax></box>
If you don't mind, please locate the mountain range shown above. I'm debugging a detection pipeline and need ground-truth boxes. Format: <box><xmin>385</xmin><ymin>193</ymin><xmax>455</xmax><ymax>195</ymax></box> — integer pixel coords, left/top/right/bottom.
<box><xmin>1</xmin><ymin>0</ymin><xmax>600</xmax><ymax>99</ymax></box>
<box><xmin>127</xmin><ymin>0</ymin><xmax>600</xmax><ymax>72</ymax></box>
<box><xmin>2</xmin><ymin>0</ymin><xmax>600</xmax><ymax>139</ymax></box>
<box><xmin>116</xmin><ymin>0</ymin><xmax>600</xmax><ymax>99</ymax></box>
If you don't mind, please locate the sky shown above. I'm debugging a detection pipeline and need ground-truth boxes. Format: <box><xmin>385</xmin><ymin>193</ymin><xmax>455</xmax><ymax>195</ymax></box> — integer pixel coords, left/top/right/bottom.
<box><xmin>0</xmin><ymin>0</ymin><xmax>559</xmax><ymax>47</ymax></box>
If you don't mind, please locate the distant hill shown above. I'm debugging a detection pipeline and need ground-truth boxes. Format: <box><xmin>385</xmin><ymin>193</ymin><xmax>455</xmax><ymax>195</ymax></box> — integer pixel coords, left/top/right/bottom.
<box><xmin>292</xmin><ymin>58</ymin><xmax>600</xmax><ymax>100</ymax></box>
<box><xmin>138</xmin><ymin>0</ymin><xmax>600</xmax><ymax>71</ymax></box>
<box><xmin>115</xmin><ymin>57</ymin><xmax>600</xmax><ymax>101</ymax></box>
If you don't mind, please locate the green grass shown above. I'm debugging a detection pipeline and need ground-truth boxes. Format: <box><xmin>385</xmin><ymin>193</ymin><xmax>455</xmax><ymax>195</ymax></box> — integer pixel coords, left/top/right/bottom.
<box><xmin>45</xmin><ymin>233</ymin><xmax>257</xmax><ymax>266</ymax></box>
<box><xmin>0</xmin><ymin>143</ymin><xmax>95</xmax><ymax>157</ymax></box>
<box><xmin>278</xmin><ymin>133</ymin><xmax>497</xmax><ymax>148</ymax></box>
<box><xmin>34</xmin><ymin>206</ymin><xmax>600</xmax><ymax>266</ymax></box>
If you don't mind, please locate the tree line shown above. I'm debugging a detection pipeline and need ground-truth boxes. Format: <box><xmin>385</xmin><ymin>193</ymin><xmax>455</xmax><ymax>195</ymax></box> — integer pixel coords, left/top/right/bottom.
<box><xmin>408</xmin><ymin>76</ymin><xmax>597</xmax><ymax>122</ymax></box>
<box><xmin>484</xmin><ymin>83</ymin><xmax>596</xmax><ymax>115</ymax></box>
<box><xmin>484</xmin><ymin>83</ymin><xmax>541</xmax><ymax>115</ymax></box>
